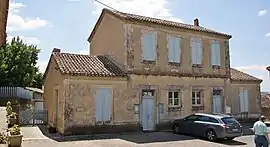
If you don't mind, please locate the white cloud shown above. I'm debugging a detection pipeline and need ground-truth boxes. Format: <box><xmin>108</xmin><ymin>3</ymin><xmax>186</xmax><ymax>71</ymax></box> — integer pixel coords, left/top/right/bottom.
<box><xmin>92</xmin><ymin>0</ymin><xmax>183</xmax><ymax>23</ymax></box>
<box><xmin>37</xmin><ymin>61</ymin><xmax>48</xmax><ymax>73</ymax></box>
<box><xmin>7</xmin><ymin>2</ymin><xmax>48</xmax><ymax>32</ymax></box>
<box><xmin>259</xmin><ymin>9</ymin><xmax>267</xmax><ymax>16</ymax></box>
<box><xmin>234</xmin><ymin>65</ymin><xmax>268</xmax><ymax>72</ymax></box>
<box><xmin>79</xmin><ymin>50</ymin><xmax>89</xmax><ymax>55</ymax></box>
<box><xmin>7</xmin><ymin>36</ymin><xmax>40</xmax><ymax>45</ymax></box>
<box><xmin>265</xmin><ymin>33</ymin><xmax>270</xmax><ymax>37</ymax></box>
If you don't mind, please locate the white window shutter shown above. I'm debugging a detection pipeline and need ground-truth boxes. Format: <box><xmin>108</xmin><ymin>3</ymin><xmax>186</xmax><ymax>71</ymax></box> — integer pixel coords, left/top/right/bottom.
<box><xmin>211</xmin><ymin>43</ymin><xmax>216</xmax><ymax>65</ymax></box>
<box><xmin>174</xmin><ymin>37</ymin><xmax>180</xmax><ymax>63</ymax></box>
<box><xmin>197</xmin><ymin>42</ymin><xmax>202</xmax><ymax>64</ymax></box>
<box><xmin>216</xmin><ymin>44</ymin><xmax>221</xmax><ymax>66</ymax></box>
<box><xmin>244</xmin><ymin>90</ymin><xmax>249</xmax><ymax>112</ymax></box>
<box><xmin>191</xmin><ymin>39</ymin><xmax>197</xmax><ymax>64</ymax></box>
<box><xmin>239</xmin><ymin>90</ymin><xmax>244</xmax><ymax>112</ymax></box>
<box><xmin>168</xmin><ymin>35</ymin><xmax>174</xmax><ymax>62</ymax></box>
<box><xmin>141</xmin><ymin>32</ymin><xmax>156</xmax><ymax>61</ymax></box>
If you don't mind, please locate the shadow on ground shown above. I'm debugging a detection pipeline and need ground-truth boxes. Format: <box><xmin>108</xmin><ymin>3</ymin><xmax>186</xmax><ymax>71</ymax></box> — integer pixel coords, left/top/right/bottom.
<box><xmin>37</xmin><ymin>125</ymin><xmax>196</xmax><ymax>144</ymax></box>
<box><xmin>33</xmin><ymin>123</ymin><xmax>253</xmax><ymax>145</ymax></box>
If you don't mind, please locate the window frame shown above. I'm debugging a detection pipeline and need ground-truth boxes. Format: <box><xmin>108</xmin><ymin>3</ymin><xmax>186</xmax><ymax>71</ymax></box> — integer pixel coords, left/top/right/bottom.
<box><xmin>141</xmin><ymin>31</ymin><xmax>157</xmax><ymax>62</ymax></box>
<box><xmin>190</xmin><ymin>37</ymin><xmax>203</xmax><ymax>65</ymax></box>
<box><xmin>211</xmin><ymin>40</ymin><xmax>221</xmax><ymax>66</ymax></box>
<box><xmin>168</xmin><ymin>89</ymin><xmax>181</xmax><ymax>107</ymax></box>
<box><xmin>167</xmin><ymin>35</ymin><xmax>181</xmax><ymax>64</ymax></box>
<box><xmin>192</xmin><ymin>89</ymin><xmax>203</xmax><ymax>106</ymax></box>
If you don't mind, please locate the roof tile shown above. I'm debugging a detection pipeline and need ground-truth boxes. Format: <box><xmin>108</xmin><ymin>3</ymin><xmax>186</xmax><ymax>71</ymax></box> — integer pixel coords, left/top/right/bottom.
<box><xmin>230</xmin><ymin>68</ymin><xmax>262</xmax><ymax>82</ymax></box>
<box><xmin>103</xmin><ymin>8</ymin><xmax>232</xmax><ymax>39</ymax></box>
<box><xmin>52</xmin><ymin>53</ymin><xmax>127</xmax><ymax>77</ymax></box>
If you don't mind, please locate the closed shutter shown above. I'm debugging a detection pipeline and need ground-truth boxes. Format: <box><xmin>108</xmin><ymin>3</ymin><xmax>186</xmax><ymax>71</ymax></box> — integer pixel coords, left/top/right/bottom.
<box><xmin>95</xmin><ymin>89</ymin><xmax>103</xmax><ymax>122</ymax></box>
<box><xmin>142</xmin><ymin>33</ymin><xmax>156</xmax><ymax>61</ymax></box>
<box><xmin>239</xmin><ymin>89</ymin><xmax>245</xmax><ymax>112</ymax></box>
<box><xmin>197</xmin><ymin>41</ymin><xmax>203</xmax><ymax>64</ymax></box>
<box><xmin>211</xmin><ymin>43</ymin><xmax>216</xmax><ymax>65</ymax></box>
<box><xmin>191</xmin><ymin>38</ymin><xmax>197</xmax><ymax>64</ymax></box>
<box><xmin>215</xmin><ymin>44</ymin><xmax>221</xmax><ymax>66</ymax></box>
<box><xmin>102</xmin><ymin>88</ymin><xmax>111</xmax><ymax>122</ymax></box>
<box><xmin>174</xmin><ymin>37</ymin><xmax>181</xmax><ymax>63</ymax></box>
<box><xmin>168</xmin><ymin>35</ymin><xmax>174</xmax><ymax>62</ymax></box>
<box><xmin>244</xmin><ymin>90</ymin><xmax>249</xmax><ymax>112</ymax></box>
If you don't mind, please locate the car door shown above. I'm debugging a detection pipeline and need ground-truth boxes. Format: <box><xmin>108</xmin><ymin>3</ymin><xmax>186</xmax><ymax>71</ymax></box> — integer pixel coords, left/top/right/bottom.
<box><xmin>182</xmin><ymin>115</ymin><xmax>198</xmax><ymax>135</ymax></box>
<box><xmin>194</xmin><ymin>116</ymin><xmax>211</xmax><ymax>136</ymax></box>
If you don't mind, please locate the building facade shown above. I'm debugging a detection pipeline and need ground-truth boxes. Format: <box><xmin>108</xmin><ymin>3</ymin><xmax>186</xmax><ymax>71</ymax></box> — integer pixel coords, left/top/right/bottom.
<box><xmin>44</xmin><ymin>9</ymin><xmax>262</xmax><ymax>135</ymax></box>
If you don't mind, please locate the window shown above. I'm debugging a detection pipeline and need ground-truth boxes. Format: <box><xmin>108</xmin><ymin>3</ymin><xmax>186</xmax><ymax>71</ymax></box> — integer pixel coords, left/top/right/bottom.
<box><xmin>141</xmin><ymin>32</ymin><xmax>156</xmax><ymax>61</ymax></box>
<box><xmin>168</xmin><ymin>35</ymin><xmax>181</xmax><ymax>63</ymax></box>
<box><xmin>192</xmin><ymin>90</ymin><xmax>203</xmax><ymax>106</ymax></box>
<box><xmin>221</xmin><ymin>117</ymin><xmax>238</xmax><ymax>124</ymax></box>
<box><xmin>197</xmin><ymin>116</ymin><xmax>219</xmax><ymax>123</ymax></box>
<box><xmin>190</xmin><ymin>37</ymin><xmax>203</xmax><ymax>65</ymax></box>
<box><xmin>239</xmin><ymin>89</ymin><xmax>249</xmax><ymax>112</ymax></box>
<box><xmin>185</xmin><ymin>115</ymin><xmax>198</xmax><ymax>121</ymax></box>
<box><xmin>168</xmin><ymin>90</ymin><xmax>180</xmax><ymax>107</ymax></box>
<box><xmin>211</xmin><ymin>40</ymin><xmax>221</xmax><ymax>66</ymax></box>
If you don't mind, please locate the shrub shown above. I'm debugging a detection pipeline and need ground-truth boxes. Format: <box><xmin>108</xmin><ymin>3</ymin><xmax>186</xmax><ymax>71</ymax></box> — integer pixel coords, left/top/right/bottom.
<box><xmin>0</xmin><ymin>131</ymin><xmax>7</xmax><ymax>144</ymax></box>
<box><xmin>8</xmin><ymin>112</ymin><xmax>16</xmax><ymax>119</ymax></box>
<box><xmin>6</xmin><ymin>101</ymin><xmax>13</xmax><ymax>116</ymax></box>
<box><xmin>9</xmin><ymin>125</ymin><xmax>20</xmax><ymax>135</ymax></box>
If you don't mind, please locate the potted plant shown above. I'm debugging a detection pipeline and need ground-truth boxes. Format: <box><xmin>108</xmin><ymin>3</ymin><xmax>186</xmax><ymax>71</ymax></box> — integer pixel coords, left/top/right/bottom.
<box><xmin>0</xmin><ymin>131</ymin><xmax>7</xmax><ymax>144</ymax></box>
<box><xmin>7</xmin><ymin>125</ymin><xmax>23</xmax><ymax>147</ymax></box>
<box><xmin>7</xmin><ymin>112</ymin><xmax>17</xmax><ymax>128</ymax></box>
<box><xmin>6</xmin><ymin>101</ymin><xmax>13</xmax><ymax>117</ymax></box>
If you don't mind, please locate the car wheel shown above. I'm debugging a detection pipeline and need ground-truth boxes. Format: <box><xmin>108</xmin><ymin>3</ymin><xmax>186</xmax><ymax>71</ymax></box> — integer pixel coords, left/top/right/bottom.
<box><xmin>227</xmin><ymin>137</ymin><xmax>235</xmax><ymax>140</ymax></box>
<box><xmin>172</xmin><ymin>124</ymin><xmax>180</xmax><ymax>134</ymax></box>
<box><xmin>206</xmin><ymin>129</ymin><xmax>217</xmax><ymax>141</ymax></box>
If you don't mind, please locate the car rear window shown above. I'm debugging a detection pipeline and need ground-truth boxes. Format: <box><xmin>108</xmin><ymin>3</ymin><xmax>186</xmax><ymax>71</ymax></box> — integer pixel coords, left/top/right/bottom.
<box><xmin>221</xmin><ymin>117</ymin><xmax>238</xmax><ymax>124</ymax></box>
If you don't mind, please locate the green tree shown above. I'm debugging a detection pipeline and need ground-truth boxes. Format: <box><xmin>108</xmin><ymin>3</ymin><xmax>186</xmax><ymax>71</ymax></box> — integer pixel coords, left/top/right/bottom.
<box><xmin>0</xmin><ymin>37</ymin><xmax>41</xmax><ymax>87</ymax></box>
<box><xmin>32</xmin><ymin>72</ymin><xmax>43</xmax><ymax>89</ymax></box>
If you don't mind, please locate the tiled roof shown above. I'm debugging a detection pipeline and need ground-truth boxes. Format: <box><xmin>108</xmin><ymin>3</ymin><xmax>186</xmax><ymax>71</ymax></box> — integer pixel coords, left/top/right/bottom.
<box><xmin>102</xmin><ymin>8</ymin><xmax>231</xmax><ymax>38</ymax></box>
<box><xmin>262</xmin><ymin>94</ymin><xmax>270</xmax><ymax>108</ymax></box>
<box><xmin>230</xmin><ymin>68</ymin><xmax>262</xmax><ymax>82</ymax></box>
<box><xmin>52</xmin><ymin>53</ymin><xmax>127</xmax><ymax>77</ymax></box>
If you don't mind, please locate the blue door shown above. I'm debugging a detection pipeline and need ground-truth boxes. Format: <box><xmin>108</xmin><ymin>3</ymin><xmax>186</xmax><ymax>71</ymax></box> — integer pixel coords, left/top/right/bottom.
<box><xmin>142</xmin><ymin>95</ymin><xmax>155</xmax><ymax>131</ymax></box>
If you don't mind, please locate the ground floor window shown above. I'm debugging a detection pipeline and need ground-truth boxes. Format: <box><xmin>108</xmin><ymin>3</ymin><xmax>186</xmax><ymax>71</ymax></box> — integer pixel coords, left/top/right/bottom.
<box><xmin>168</xmin><ymin>90</ymin><xmax>181</xmax><ymax>107</ymax></box>
<box><xmin>192</xmin><ymin>90</ymin><xmax>203</xmax><ymax>106</ymax></box>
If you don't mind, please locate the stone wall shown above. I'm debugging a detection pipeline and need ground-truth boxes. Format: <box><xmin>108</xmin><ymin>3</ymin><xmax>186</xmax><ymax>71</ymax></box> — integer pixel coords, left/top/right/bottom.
<box><xmin>61</xmin><ymin>75</ymin><xmax>228</xmax><ymax>135</ymax></box>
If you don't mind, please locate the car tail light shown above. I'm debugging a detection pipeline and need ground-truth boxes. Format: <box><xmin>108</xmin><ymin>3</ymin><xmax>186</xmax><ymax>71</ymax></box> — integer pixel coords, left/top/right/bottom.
<box><xmin>221</xmin><ymin>124</ymin><xmax>229</xmax><ymax>129</ymax></box>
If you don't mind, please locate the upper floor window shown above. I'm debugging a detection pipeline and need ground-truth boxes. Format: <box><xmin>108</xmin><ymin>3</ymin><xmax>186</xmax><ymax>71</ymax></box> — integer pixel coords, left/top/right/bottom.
<box><xmin>141</xmin><ymin>32</ymin><xmax>157</xmax><ymax>62</ymax></box>
<box><xmin>168</xmin><ymin>35</ymin><xmax>181</xmax><ymax>63</ymax></box>
<box><xmin>211</xmin><ymin>40</ymin><xmax>221</xmax><ymax>66</ymax></box>
<box><xmin>190</xmin><ymin>37</ymin><xmax>203</xmax><ymax>65</ymax></box>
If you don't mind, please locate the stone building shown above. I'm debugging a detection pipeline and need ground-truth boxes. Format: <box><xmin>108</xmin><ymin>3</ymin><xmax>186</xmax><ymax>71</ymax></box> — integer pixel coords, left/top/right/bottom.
<box><xmin>0</xmin><ymin>0</ymin><xmax>9</xmax><ymax>46</ymax></box>
<box><xmin>43</xmin><ymin>8</ymin><xmax>262</xmax><ymax>135</ymax></box>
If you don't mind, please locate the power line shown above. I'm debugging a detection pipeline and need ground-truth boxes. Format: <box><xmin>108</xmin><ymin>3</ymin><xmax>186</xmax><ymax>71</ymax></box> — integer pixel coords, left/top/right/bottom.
<box><xmin>93</xmin><ymin>0</ymin><xmax>225</xmax><ymax>44</ymax></box>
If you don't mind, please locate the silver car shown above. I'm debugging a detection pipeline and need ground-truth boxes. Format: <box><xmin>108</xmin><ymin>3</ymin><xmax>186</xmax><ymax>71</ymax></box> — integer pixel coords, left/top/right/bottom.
<box><xmin>172</xmin><ymin>113</ymin><xmax>243</xmax><ymax>141</ymax></box>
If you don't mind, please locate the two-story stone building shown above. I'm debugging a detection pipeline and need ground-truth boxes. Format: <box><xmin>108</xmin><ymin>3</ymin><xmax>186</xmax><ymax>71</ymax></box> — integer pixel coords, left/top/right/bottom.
<box><xmin>0</xmin><ymin>0</ymin><xmax>9</xmax><ymax>46</ymax></box>
<box><xmin>44</xmin><ymin>8</ymin><xmax>262</xmax><ymax>135</ymax></box>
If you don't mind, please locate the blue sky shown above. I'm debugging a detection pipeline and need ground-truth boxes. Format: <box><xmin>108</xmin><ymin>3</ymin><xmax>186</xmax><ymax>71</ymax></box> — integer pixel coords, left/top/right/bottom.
<box><xmin>7</xmin><ymin>0</ymin><xmax>270</xmax><ymax>91</ymax></box>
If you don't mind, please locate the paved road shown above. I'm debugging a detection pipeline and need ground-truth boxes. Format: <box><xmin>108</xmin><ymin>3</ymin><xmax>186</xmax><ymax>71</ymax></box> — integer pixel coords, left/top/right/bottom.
<box><xmin>21</xmin><ymin>132</ymin><xmax>256</xmax><ymax>147</ymax></box>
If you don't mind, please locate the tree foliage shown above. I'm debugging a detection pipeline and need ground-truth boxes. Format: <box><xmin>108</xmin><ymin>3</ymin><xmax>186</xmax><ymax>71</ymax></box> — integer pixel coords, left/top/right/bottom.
<box><xmin>0</xmin><ymin>37</ymin><xmax>43</xmax><ymax>87</ymax></box>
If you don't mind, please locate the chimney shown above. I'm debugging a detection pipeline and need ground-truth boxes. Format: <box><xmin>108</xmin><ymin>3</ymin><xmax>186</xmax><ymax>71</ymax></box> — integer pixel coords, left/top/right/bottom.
<box><xmin>52</xmin><ymin>48</ymin><xmax>61</xmax><ymax>53</ymax></box>
<box><xmin>194</xmin><ymin>18</ymin><xmax>199</xmax><ymax>26</ymax></box>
